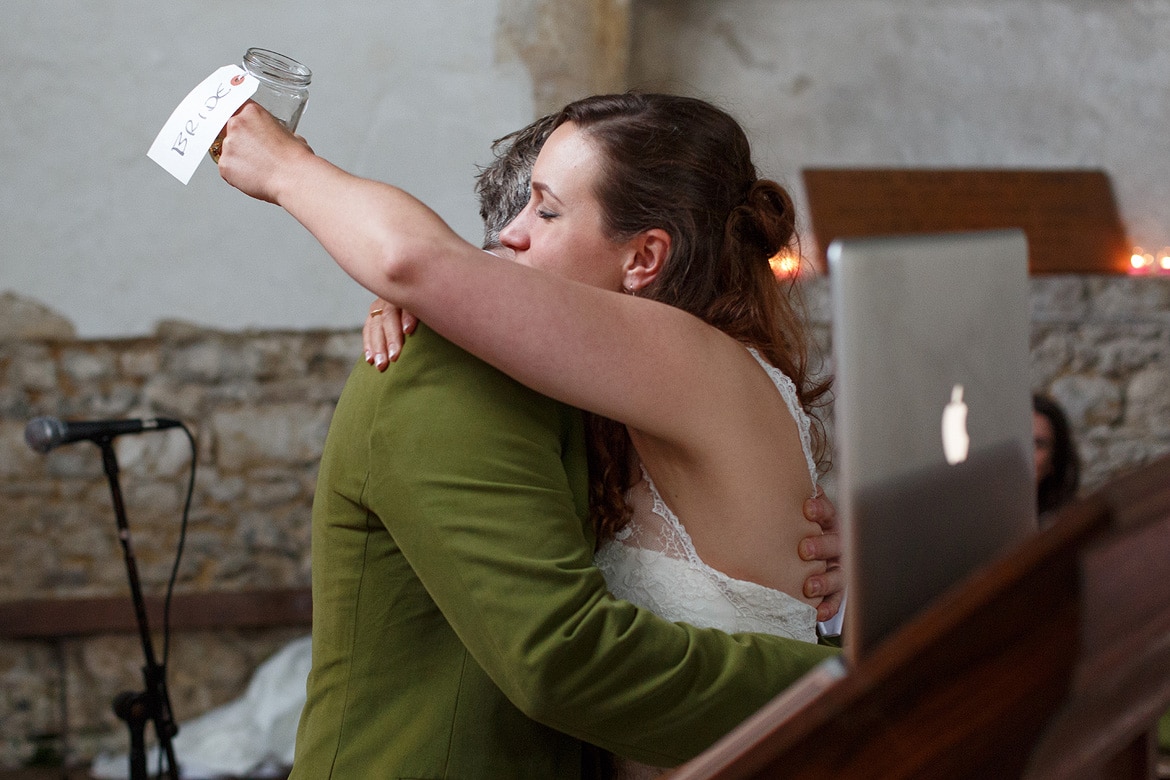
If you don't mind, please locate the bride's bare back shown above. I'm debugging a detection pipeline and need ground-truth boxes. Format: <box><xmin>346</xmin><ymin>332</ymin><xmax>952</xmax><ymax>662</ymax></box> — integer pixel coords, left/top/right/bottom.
<box><xmin>625</xmin><ymin>346</ymin><xmax>825</xmax><ymax>608</ymax></box>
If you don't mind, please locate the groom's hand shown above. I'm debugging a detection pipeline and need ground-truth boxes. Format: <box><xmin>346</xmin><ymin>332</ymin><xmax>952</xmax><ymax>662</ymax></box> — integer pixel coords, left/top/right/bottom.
<box><xmin>800</xmin><ymin>489</ymin><xmax>844</xmax><ymax>622</ymax></box>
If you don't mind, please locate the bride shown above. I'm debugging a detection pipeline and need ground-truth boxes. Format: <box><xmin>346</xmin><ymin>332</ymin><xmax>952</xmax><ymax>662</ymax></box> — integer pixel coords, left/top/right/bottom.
<box><xmin>220</xmin><ymin>91</ymin><xmax>840</xmax><ymax>774</ymax></box>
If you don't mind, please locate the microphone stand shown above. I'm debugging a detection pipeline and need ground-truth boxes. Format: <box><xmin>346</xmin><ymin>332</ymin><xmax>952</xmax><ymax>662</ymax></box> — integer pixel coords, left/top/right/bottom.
<box><xmin>98</xmin><ymin>437</ymin><xmax>180</xmax><ymax>780</ymax></box>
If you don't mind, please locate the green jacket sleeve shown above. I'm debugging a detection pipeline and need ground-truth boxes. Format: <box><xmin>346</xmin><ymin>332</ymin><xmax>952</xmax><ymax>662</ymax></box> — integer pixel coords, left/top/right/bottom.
<box><xmin>367</xmin><ymin>326</ymin><xmax>838</xmax><ymax>766</ymax></box>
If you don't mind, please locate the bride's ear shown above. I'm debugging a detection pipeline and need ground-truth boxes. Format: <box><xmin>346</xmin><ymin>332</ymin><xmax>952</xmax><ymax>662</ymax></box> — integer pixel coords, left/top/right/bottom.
<box><xmin>622</xmin><ymin>228</ymin><xmax>671</xmax><ymax>293</ymax></box>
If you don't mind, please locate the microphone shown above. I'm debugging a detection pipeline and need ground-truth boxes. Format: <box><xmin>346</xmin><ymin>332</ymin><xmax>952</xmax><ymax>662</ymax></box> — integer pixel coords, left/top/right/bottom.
<box><xmin>24</xmin><ymin>416</ymin><xmax>183</xmax><ymax>453</ymax></box>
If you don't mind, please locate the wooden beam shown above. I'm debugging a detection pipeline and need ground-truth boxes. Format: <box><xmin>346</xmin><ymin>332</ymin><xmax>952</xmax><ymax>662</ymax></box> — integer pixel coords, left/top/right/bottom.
<box><xmin>0</xmin><ymin>588</ymin><xmax>312</xmax><ymax>640</ymax></box>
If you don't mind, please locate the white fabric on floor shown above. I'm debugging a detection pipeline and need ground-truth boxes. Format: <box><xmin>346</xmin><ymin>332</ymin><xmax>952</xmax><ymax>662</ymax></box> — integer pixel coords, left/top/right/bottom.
<box><xmin>90</xmin><ymin>635</ymin><xmax>311</xmax><ymax>780</ymax></box>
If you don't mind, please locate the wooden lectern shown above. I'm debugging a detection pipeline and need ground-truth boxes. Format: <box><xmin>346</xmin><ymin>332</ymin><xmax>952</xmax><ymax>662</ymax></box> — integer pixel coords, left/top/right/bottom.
<box><xmin>672</xmin><ymin>454</ymin><xmax>1170</xmax><ymax>779</ymax></box>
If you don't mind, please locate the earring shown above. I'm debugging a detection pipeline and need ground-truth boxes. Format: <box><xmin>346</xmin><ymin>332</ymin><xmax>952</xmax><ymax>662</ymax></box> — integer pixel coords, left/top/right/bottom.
<box><xmin>621</xmin><ymin>283</ymin><xmax>634</xmax><ymax>295</ymax></box>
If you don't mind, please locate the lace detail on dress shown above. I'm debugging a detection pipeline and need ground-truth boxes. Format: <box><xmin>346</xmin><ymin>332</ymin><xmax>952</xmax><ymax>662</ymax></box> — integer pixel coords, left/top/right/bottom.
<box><xmin>745</xmin><ymin>347</ymin><xmax>819</xmax><ymax>492</ymax></box>
<box><xmin>598</xmin><ymin>465</ymin><xmax>817</xmax><ymax>641</ymax></box>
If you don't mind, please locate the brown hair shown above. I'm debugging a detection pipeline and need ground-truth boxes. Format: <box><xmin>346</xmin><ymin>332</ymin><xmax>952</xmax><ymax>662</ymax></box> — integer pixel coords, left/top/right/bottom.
<box><xmin>550</xmin><ymin>93</ymin><xmax>831</xmax><ymax>543</ymax></box>
<box><xmin>1033</xmin><ymin>394</ymin><xmax>1080</xmax><ymax>518</ymax></box>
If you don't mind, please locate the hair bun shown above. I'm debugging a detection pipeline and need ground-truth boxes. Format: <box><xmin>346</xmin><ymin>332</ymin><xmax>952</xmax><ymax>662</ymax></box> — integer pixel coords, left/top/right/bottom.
<box><xmin>727</xmin><ymin>179</ymin><xmax>796</xmax><ymax>258</ymax></box>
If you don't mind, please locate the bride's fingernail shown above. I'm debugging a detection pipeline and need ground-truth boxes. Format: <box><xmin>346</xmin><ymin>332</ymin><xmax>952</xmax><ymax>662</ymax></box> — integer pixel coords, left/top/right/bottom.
<box><xmin>364</xmin><ymin>350</ymin><xmax>372</xmax><ymax>362</ymax></box>
<box><xmin>374</xmin><ymin>353</ymin><xmax>387</xmax><ymax>368</ymax></box>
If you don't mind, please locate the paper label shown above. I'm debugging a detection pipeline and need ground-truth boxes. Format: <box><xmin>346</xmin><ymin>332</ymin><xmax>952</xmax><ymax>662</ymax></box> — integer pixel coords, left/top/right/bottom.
<box><xmin>148</xmin><ymin>65</ymin><xmax>259</xmax><ymax>184</ymax></box>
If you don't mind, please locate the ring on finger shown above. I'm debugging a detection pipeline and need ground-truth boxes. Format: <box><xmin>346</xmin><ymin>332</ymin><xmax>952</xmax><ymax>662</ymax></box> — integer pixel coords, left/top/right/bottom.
<box><xmin>369</xmin><ymin>308</ymin><xmax>385</xmax><ymax>317</ymax></box>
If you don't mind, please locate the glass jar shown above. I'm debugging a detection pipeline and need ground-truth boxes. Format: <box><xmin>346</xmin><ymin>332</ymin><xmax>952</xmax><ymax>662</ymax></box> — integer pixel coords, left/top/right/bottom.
<box><xmin>209</xmin><ymin>48</ymin><xmax>311</xmax><ymax>161</ymax></box>
<box><xmin>242</xmin><ymin>48</ymin><xmax>312</xmax><ymax>132</ymax></box>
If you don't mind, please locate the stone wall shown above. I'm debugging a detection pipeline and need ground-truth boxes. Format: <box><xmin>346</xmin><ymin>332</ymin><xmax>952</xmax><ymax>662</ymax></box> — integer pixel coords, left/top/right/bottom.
<box><xmin>0</xmin><ymin>319</ymin><xmax>358</xmax><ymax>768</ymax></box>
<box><xmin>1026</xmin><ymin>276</ymin><xmax>1170</xmax><ymax>488</ymax></box>
<box><xmin>2</xmin><ymin>274</ymin><xmax>1169</xmax><ymax>769</ymax></box>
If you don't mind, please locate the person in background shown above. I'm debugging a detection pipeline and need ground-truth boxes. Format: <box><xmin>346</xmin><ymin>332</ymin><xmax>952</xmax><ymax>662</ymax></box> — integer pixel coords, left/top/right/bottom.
<box><xmin>1033</xmin><ymin>393</ymin><xmax>1081</xmax><ymax>523</ymax></box>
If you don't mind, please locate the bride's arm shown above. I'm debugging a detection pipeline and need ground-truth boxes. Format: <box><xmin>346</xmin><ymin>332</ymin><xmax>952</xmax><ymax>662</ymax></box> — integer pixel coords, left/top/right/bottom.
<box><xmin>219</xmin><ymin>104</ymin><xmax>761</xmax><ymax>451</ymax></box>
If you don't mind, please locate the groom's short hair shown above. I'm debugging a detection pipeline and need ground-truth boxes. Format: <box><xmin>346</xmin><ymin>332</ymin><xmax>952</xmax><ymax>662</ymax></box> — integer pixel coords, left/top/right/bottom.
<box><xmin>474</xmin><ymin>112</ymin><xmax>559</xmax><ymax>249</ymax></box>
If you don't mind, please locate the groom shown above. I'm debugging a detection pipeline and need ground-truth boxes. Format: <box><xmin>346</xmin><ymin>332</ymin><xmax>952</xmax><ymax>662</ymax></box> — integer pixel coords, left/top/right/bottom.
<box><xmin>287</xmin><ymin>115</ymin><xmax>844</xmax><ymax>779</ymax></box>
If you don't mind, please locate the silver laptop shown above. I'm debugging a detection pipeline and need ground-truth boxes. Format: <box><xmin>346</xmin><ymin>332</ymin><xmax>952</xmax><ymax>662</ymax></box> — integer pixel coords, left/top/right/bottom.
<box><xmin>827</xmin><ymin>229</ymin><xmax>1037</xmax><ymax>663</ymax></box>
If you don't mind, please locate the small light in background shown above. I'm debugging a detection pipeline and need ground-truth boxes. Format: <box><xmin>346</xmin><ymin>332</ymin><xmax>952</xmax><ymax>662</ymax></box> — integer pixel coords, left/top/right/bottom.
<box><xmin>1131</xmin><ymin>248</ymin><xmax>1151</xmax><ymax>272</ymax></box>
<box><xmin>1129</xmin><ymin>247</ymin><xmax>1170</xmax><ymax>275</ymax></box>
<box><xmin>768</xmin><ymin>251</ymin><xmax>801</xmax><ymax>278</ymax></box>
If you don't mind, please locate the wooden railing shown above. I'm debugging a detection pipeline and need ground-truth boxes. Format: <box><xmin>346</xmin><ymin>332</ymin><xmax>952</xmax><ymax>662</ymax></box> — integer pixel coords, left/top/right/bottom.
<box><xmin>672</xmin><ymin>454</ymin><xmax>1170</xmax><ymax>779</ymax></box>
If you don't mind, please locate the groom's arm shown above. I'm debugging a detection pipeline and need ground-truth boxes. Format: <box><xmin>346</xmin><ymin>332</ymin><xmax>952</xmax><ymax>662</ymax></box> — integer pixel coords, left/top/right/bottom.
<box><xmin>370</xmin><ymin>327</ymin><xmax>838</xmax><ymax>766</ymax></box>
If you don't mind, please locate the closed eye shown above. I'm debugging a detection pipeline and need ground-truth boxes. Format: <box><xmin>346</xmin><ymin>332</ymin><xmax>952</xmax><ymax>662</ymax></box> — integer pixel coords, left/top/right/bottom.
<box><xmin>537</xmin><ymin>209</ymin><xmax>559</xmax><ymax>220</ymax></box>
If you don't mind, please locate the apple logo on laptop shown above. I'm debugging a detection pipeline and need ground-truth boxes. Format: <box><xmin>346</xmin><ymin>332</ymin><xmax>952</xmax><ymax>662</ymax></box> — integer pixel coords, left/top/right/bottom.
<box><xmin>941</xmin><ymin>384</ymin><xmax>970</xmax><ymax>465</ymax></box>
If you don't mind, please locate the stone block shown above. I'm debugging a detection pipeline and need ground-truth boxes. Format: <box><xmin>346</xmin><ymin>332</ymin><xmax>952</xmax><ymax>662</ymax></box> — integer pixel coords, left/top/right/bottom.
<box><xmin>1126</xmin><ymin>366</ymin><xmax>1170</xmax><ymax>435</ymax></box>
<box><xmin>1050</xmin><ymin>373</ymin><xmax>1123</xmax><ymax>428</ymax></box>
<box><xmin>118</xmin><ymin>347</ymin><xmax>161</xmax><ymax>379</ymax></box>
<box><xmin>67</xmin><ymin>635</ymin><xmax>148</xmax><ymax>734</ymax></box>
<box><xmin>61</xmin><ymin>385</ymin><xmax>140</xmax><ymax>419</ymax></box>
<box><xmin>1094</xmin><ymin>328</ymin><xmax>1169</xmax><ymax>376</ymax></box>
<box><xmin>0</xmin><ymin>387</ymin><xmax>33</xmax><ymax>419</ymax></box>
<box><xmin>141</xmin><ymin>375</ymin><xmax>207</xmax><ymax>420</ymax></box>
<box><xmin>322</xmin><ymin>332</ymin><xmax>364</xmax><ymax>362</ymax></box>
<box><xmin>211</xmin><ymin>403</ymin><xmax>333</xmax><ymax>470</ymax></box>
<box><xmin>1029</xmin><ymin>330</ymin><xmax>1073</xmax><ymax>386</ymax></box>
<box><xmin>1087</xmin><ymin>276</ymin><xmax>1170</xmax><ymax>324</ymax></box>
<box><xmin>166</xmin><ymin>340</ymin><xmax>227</xmax><ymax>383</ymax></box>
<box><xmin>245</xmin><ymin>477</ymin><xmax>306</xmax><ymax>509</ymax></box>
<box><xmin>196</xmin><ymin>470</ymin><xmax>246</xmax><ymax>504</ymax></box>
<box><xmin>10</xmin><ymin>345</ymin><xmax>59</xmax><ymax>392</ymax></box>
<box><xmin>0</xmin><ymin>420</ymin><xmax>45</xmax><ymax>479</ymax></box>
<box><xmin>61</xmin><ymin>348</ymin><xmax>115</xmax><ymax>383</ymax></box>
<box><xmin>115</xmin><ymin>428</ymin><xmax>195</xmax><ymax>480</ymax></box>
<box><xmin>243</xmin><ymin>336</ymin><xmax>308</xmax><ymax>380</ymax></box>
<box><xmin>0</xmin><ymin>641</ymin><xmax>61</xmax><ymax>768</ymax></box>
<box><xmin>1029</xmin><ymin>276</ymin><xmax>1088</xmax><ymax>323</ymax></box>
<box><xmin>42</xmin><ymin>447</ymin><xmax>105</xmax><ymax>480</ymax></box>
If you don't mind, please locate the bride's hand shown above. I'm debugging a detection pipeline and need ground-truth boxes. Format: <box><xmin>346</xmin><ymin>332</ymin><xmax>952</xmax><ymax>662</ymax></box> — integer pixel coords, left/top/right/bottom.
<box><xmin>362</xmin><ymin>299</ymin><xmax>418</xmax><ymax>371</ymax></box>
<box><xmin>217</xmin><ymin>101</ymin><xmax>313</xmax><ymax>204</ymax></box>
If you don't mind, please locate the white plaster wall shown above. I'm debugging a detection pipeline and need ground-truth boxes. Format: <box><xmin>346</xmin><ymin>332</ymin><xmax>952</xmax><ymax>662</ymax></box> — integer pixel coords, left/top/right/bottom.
<box><xmin>1</xmin><ymin>1</ymin><xmax>533</xmax><ymax>337</ymax></box>
<box><xmin>631</xmin><ymin>0</ymin><xmax>1170</xmax><ymax>258</ymax></box>
<box><xmin>7</xmin><ymin>1</ymin><xmax>1170</xmax><ymax>337</ymax></box>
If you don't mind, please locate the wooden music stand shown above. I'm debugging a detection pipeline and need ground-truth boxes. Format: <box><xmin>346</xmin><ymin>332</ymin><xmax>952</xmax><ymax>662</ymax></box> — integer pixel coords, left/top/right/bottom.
<box><xmin>800</xmin><ymin>169</ymin><xmax>1131</xmax><ymax>275</ymax></box>
<box><xmin>671</xmin><ymin>453</ymin><xmax>1170</xmax><ymax>778</ymax></box>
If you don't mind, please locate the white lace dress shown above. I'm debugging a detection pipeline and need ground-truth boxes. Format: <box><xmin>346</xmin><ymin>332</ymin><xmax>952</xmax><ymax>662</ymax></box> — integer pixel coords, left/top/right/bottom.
<box><xmin>593</xmin><ymin>349</ymin><xmax>820</xmax><ymax>779</ymax></box>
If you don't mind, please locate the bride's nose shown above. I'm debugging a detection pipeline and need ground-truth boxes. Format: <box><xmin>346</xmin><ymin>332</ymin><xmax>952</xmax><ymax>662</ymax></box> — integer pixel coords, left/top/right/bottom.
<box><xmin>499</xmin><ymin>209</ymin><xmax>530</xmax><ymax>252</ymax></box>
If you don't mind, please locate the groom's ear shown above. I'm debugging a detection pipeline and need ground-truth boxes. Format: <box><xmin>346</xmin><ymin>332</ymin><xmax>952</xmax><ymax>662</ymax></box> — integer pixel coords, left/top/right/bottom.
<box><xmin>622</xmin><ymin>228</ymin><xmax>671</xmax><ymax>293</ymax></box>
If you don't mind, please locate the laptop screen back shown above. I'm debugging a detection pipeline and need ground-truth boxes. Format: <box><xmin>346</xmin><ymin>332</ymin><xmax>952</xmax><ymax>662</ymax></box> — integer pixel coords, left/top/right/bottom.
<box><xmin>827</xmin><ymin>230</ymin><xmax>1037</xmax><ymax>662</ymax></box>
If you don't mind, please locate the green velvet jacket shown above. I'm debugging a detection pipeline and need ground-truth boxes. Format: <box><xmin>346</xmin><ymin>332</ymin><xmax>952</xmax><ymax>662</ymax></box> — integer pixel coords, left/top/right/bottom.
<box><xmin>290</xmin><ymin>325</ymin><xmax>838</xmax><ymax>779</ymax></box>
